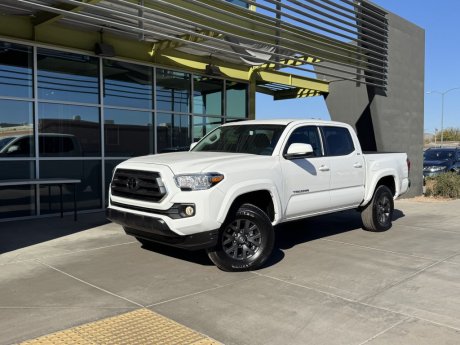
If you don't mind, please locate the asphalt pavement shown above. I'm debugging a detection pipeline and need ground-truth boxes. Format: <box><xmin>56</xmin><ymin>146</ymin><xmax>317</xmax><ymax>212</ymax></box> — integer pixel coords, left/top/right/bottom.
<box><xmin>1</xmin><ymin>198</ymin><xmax>460</xmax><ymax>345</ymax></box>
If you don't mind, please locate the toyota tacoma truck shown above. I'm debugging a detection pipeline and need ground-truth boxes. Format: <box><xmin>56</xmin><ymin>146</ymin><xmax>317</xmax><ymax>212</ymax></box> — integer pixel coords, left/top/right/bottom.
<box><xmin>107</xmin><ymin>120</ymin><xmax>410</xmax><ymax>271</ymax></box>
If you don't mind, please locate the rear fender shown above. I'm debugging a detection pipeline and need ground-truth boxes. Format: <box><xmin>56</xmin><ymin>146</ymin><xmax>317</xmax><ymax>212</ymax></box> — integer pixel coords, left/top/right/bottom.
<box><xmin>362</xmin><ymin>170</ymin><xmax>398</xmax><ymax>206</ymax></box>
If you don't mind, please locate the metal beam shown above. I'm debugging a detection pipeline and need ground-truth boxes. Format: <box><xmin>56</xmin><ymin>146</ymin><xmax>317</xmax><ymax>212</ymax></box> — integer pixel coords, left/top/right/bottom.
<box><xmin>274</xmin><ymin>88</ymin><xmax>323</xmax><ymax>100</ymax></box>
<box><xmin>33</xmin><ymin>0</ymin><xmax>103</xmax><ymax>28</ymax></box>
<box><xmin>149</xmin><ymin>31</ymin><xmax>223</xmax><ymax>55</ymax></box>
<box><xmin>260</xmin><ymin>56</ymin><xmax>320</xmax><ymax>69</ymax></box>
<box><xmin>255</xmin><ymin>70</ymin><xmax>329</xmax><ymax>93</ymax></box>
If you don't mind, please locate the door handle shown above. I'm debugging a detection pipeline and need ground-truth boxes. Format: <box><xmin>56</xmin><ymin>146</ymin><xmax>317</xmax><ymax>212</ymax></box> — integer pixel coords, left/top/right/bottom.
<box><xmin>353</xmin><ymin>163</ymin><xmax>363</xmax><ymax>168</ymax></box>
<box><xmin>319</xmin><ymin>165</ymin><xmax>330</xmax><ymax>172</ymax></box>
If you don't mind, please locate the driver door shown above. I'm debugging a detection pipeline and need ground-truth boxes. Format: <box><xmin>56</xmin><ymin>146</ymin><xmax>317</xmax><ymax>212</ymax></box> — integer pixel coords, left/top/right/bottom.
<box><xmin>280</xmin><ymin>125</ymin><xmax>331</xmax><ymax>220</ymax></box>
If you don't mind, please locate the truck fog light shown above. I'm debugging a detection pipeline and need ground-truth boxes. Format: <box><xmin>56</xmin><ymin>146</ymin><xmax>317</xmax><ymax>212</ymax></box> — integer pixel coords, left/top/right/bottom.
<box><xmin>185</xmin><ymin>206</ymin><xmax>194</xmax><ymax>216</ymax></box>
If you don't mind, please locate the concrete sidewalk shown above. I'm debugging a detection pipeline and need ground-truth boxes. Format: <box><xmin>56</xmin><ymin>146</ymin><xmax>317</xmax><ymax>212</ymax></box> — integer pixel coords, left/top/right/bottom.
<box><xmin>1</xmin><ymin>199</ymin><xmax>460</xmax><ymax>344</ymax></box>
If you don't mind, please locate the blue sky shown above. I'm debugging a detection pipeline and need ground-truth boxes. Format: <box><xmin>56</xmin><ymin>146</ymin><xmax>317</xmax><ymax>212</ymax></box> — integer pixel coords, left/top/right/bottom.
<box><xmin>256</xmin><ymin>0</ymin><xmax>460</xmax><ymax>134</ymax></box>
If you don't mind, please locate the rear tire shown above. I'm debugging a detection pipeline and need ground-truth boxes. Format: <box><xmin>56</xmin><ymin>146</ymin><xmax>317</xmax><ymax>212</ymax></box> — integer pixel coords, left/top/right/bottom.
<box><xmin>361</xmin><ymin>185</ymin><xmax>394</xmax><ymax>232</ymax></box>
<box><xmin>207</xmin><ymin>203</ymin><xmax>274</xmax><ymax>272</ymax></box>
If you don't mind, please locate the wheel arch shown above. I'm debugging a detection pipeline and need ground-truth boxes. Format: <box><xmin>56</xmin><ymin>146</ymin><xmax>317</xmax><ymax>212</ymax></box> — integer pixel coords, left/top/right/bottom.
<box><xmin>217</xmin><ymin>184</ymin><xmax>281</xmax><ymax>225</ymax></box>
<box><xmin>362</xmin><ymin>172</ymin><xmax>398</xmax><ymax>206</ymax></box>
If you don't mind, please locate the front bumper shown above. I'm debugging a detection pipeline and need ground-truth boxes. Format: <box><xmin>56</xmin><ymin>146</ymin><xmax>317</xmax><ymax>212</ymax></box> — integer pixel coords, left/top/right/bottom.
<box><xmin>107</xmin><ymin>208</ymin><xmax>218</xmax><ymax>250</ymax></box>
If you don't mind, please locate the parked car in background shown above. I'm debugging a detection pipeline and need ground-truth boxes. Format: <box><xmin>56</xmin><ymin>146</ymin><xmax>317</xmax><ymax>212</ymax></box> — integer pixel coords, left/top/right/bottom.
<box><xmin>423</xmin><ymin>147</ymin><xmax>460</xmax><ymax>177</ymax></box>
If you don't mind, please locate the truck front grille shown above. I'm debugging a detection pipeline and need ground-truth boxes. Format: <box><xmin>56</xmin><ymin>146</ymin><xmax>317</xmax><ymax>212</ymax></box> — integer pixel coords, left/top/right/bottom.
<box><xmin>111</xmin><ymin>169</ymin><xmax>166</xmax><ymax>202</ymax></box>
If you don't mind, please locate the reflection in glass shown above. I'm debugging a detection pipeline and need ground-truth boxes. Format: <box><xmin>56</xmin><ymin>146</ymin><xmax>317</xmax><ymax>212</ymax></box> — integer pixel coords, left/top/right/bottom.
<box><xmin>226</xmin><ymin>81</ymin><xmax>248</xmax><ymax>118</ymax></box>
<box><xmin>193</xmin><ymin>116</ymin><xmax>223</xmax><ymax>142</ymax></box>
<box><xmin>37</xmin><ymin>48</ymin><xmax>99</xmax><ymax>103</ymax></box>
<box><xmin>193</xmin><ymin>76</ymin><xmax>223</xmax><ymax>116</ymax></box>
<box><xmin>0</xmin><ymin>161</ymin><xmax>35</xmax><ymax>218</ymax></box>
<box><xmin>157</xmin><ymin>69</ymin><xmax>190</xmax><ymax>112</ymax></box>
<box><xmin>0</xmin><ymin>42</ymin><xmax>33</xmax><ymax>98</ymax></box>
<box><xmin>103</xmin><ymin>60</ymin><xmax>153</xmax><ymax>109</ymax></box>
<box><xmin>0</xmin><ymin>100</ymin><xmax>34</xmax><ymax>157</ymax></box>
<box><xmin>40</xmin><ymin>160</ymin><xmax>101</xmax><ymax>213</ymax></box>
<box><xmin>38</xmin><ymin>103</ymin><xmax>100</xmax><ymax>157</ymax></box>
<box><xmin>157</xmin><ymin>113</ymin><xmax>190</xmax><ymax>153</ymax></box>
<box><xmin>104</xmin><ymin>108</ymin><xmax>153</xmax><ymax>157</ymax></box>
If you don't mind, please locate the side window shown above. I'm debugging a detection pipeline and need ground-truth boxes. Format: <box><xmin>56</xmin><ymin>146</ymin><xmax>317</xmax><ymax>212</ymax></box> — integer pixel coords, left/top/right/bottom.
<box><xmin>322</xmin><ymin>126</ymin><xmax>355</xmax><ymax>156</ymax></box>
<box><xmin>3</xmin><ymin>137</ymin><xmax>32</xmax><ymax>156</ymax></box>
<box><xmin>284</xmin><ymin>126</ymin><xmax>322</xmax><ymax>157</ymax></box>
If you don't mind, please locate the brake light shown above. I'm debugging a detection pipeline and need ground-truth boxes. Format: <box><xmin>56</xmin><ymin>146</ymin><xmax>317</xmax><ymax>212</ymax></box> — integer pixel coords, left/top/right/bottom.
<box><xmin>406</xmin><ymin>158</ymin><xmax>411</xmax><ymax>173</ymax></box>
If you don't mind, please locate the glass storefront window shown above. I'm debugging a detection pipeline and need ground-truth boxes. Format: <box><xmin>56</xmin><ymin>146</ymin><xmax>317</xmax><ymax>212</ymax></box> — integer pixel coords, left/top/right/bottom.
<box><xmin>37</xmin><ymin>48</ymin><xmax>99</xmax><ymax>104</ymax></box>
<box><xmin>0</xmin><ymin>42</ymin><xmax>33</xmax><ymax>98</ymax></box>
<box><xmin>193</xmin><ymin>116</ymin><xmax>223</xmax><ymax>142</ymax></box>
<box><xmin>157</xmin><ymin>113</ymin><xmax>191</xmax><ymax>153</ymax></box>
<box><xmin>0</xmin><ymin>161</ymin><xmax>36</xmax><ymax>218</ymax></box>
<box><xmin>38</xmin><ymin>103</ymin><xmax>100</xmax><ymax>157</ymax></box>
<box><xmin>193</xmin><ymin>76</ymin><xmax>223</xmax><ymax>116</ymax></box>
<box><xmin>0</xmin><ymin>100</ymin><xmax>34</xmax><ymax>157</ymax></box>
<box><xmin>157</xmin><ymin>69</ymin><xmax>190</xmax><ymax>112</ymax></box>
<box><xmin>104</xmin><ymin>108</ymin><xmax>153</xmax><ymax>157</ymax></box>
<box><xmin>39</xmin><ymin>160</ymin><xmax>102</xmax><ymax>213</ymax></box>
<box><xmin>226</xmin><ymin>81</ymin><xmax>248</xmax><ymax>118</ymax></box>
<box><xmin>0</xmin><ymin>42</ymin><xmax>251</xmax><ymax>220</ymax></box>
<box><xmin>103</xmin><ymin>60</ymin><xmax>153</xmax><ymax>109</ymax></box>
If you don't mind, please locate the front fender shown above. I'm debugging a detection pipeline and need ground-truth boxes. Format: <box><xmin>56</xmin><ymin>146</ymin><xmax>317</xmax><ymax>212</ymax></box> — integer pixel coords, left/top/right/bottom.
<box><xmin>216</xmin><ymin>180</ymin><xmax>283</xmax><ymax>225</ymax></box>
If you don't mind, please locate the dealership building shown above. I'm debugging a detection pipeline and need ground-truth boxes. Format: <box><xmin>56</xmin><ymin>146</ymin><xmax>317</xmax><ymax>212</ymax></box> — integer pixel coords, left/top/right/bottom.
<box><xmin>0</xmin><ymin>0</ymin><xmax>424</xmax><ymax>220</ymax></box>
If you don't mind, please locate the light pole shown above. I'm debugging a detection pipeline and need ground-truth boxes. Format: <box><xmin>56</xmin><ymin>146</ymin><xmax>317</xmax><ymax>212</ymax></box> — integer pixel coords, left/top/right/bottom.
<box><xmin>426</xmin><ymin>87</ymin><xmax>460</xmax><ymax>147</ymax></box>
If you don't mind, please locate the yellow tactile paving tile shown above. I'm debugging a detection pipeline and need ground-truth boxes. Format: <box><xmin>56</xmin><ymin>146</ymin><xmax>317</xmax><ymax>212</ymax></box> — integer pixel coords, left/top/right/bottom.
<box><xmin>20</xmin><ymin>308</ymin><xmax>222</xmax><ymax>345</ymax></box>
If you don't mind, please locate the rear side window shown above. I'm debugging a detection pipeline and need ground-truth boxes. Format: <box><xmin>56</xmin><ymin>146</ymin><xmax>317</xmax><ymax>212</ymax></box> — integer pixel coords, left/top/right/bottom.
<box><xmin>322</xmin><ymin>126</ymin><xmax>355</xmax><ymax>156</ymax></box>
<box><xmin>39</xmin><ymin>136</ymin><xmax>75</xmax><ymax>156</ymax></box>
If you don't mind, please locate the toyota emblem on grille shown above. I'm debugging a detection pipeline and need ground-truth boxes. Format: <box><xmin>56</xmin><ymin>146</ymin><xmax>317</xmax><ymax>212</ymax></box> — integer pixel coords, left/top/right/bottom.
<box><xmin>127</xmin><ymin>177</ymin><xmax>139</xmax><ymax>190</ymax></box>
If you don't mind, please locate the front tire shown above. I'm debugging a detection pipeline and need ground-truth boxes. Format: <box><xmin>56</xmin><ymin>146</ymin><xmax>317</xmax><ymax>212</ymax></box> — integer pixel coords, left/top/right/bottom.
<box><xmin>207</xmin><ymin>203</ymin><xmax>274</xmax><ymax>272</ymax></box>
<box><xmin>361</xmin><ymin>185</ymin><xmax>394</xmax><ymax>232</ymax></box>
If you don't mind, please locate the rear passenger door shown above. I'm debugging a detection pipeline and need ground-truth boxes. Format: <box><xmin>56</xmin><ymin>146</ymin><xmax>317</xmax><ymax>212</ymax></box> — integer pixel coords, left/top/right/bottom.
<box><xmin>321</xmin><ymin>126</ymin><xmax>365</xmax><ymax>209</ymax></box>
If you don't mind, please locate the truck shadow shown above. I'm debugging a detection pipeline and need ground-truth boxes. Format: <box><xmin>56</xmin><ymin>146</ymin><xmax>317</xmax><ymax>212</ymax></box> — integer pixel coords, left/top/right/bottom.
<box><xmin>140</xmin><ymin>209</ymin><xmax>405</xmax><ymax>269</ymax></box>
<box><xmin>262</xmin><ymin>208</ymin><xmax>405</xmax><ymax>269</ymax></box>
<box><xmin>140</xmin><ymin>242</ymin><xmax>214</xmax><ymax>266</ymax></box>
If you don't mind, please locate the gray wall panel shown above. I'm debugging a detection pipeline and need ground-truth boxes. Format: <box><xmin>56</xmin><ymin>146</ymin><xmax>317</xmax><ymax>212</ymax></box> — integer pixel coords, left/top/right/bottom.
<box><xmin>320</xmin><ymin>10</ymin><xmax>425</xmax><ymax>198</ymax></box>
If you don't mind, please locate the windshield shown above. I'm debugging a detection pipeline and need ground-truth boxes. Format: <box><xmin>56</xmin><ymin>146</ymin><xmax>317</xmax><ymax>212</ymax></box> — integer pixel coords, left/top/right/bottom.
<box><xmin>192</xmin><ymin>124</ymin><xmax>286</xmax><ymax>155</ymax></box>
<box><xmin>424</xmin><ymin>149</ymin><xmax>455</xmax><ymax>161</ymax></box>
<box><xmin>0</xmin><ymin>137</ymin><xmax>15</xmax><ymax>151</ymax></box>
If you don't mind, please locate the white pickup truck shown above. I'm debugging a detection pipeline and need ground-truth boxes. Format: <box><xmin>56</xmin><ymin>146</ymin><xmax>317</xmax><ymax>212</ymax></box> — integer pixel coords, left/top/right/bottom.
<box><xmin>107</xmin><ymin>120</ymin><xmax>410</xmax><ymax>271</ymax></box>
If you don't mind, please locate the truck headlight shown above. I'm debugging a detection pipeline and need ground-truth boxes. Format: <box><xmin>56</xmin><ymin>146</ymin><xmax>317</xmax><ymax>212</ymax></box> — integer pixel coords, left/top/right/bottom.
<box><xmin>174</xmin><ymin>173</ymin><xmax>224</xmax><ymax>191</ymax></box>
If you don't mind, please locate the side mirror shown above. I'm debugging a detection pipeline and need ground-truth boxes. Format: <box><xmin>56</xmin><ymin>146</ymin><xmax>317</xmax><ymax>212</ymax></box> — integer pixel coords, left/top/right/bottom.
<box><xmin>6</xmin><ymin>145</ymin><xmax>19</xmax><ymax>154</ymax></box>
<box><xmin>190</xmin><ymin>142</ymin><xmax>198</xmax><ymax>150</ymax></box>
<box><xmin>284</xmin><ymin>143</ymin><xmax>314</xmax><ymax>160</ymax></box>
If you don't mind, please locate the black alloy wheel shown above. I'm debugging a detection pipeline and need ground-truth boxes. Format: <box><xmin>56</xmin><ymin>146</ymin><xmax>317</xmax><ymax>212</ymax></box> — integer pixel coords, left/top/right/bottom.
<box><xmin>207</xmin><ymin>203</ymin><xmax>274</xmax><ymax>271</ymax></box>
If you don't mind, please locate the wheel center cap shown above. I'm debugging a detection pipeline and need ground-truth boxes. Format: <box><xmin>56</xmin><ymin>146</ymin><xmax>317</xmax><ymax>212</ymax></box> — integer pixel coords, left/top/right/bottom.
<box><xmin>236</xmin><ymin>234</ymin><xmax>246</xmax><ymax>244</ymax></box>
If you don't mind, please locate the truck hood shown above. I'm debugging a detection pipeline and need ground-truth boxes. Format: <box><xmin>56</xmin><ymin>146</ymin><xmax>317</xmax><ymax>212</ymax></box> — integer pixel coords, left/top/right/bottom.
<box><xmin>124</xmin><ymin>151</ymin><xmax>265</xmax><ymax>174</ymax></box>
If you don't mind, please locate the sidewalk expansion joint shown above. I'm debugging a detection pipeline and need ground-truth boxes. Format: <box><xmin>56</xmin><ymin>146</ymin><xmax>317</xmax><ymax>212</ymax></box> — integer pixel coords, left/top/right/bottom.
<box><xmin>35</xmin><ymin>259</ymin><xmax>144</xmax><ymax>308</ymax></box>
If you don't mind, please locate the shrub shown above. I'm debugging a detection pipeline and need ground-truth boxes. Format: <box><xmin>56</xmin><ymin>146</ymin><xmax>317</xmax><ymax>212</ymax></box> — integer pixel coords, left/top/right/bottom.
<box><xmin>425</xmin><ymin>172</ymin><xmax>460</xmax><ymax>199</ymax></box>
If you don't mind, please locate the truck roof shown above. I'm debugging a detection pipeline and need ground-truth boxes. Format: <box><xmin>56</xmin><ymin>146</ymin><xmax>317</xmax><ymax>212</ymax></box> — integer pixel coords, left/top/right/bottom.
<box><xmin>222</xmin><ymin>119</ymin><xmax>348</xmax><ymax>127</ymax></box>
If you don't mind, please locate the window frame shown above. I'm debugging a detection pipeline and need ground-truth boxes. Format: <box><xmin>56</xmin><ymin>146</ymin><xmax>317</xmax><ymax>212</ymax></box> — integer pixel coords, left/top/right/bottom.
<box><xmin>282</xmin><ymin>125</ymin><xmax>325</xmax><ymax>158</ymax></box>
<box><xmin>320</xmin><ymin>125</ymin><xmax>356</xmax><ymax>157</ymax></box>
